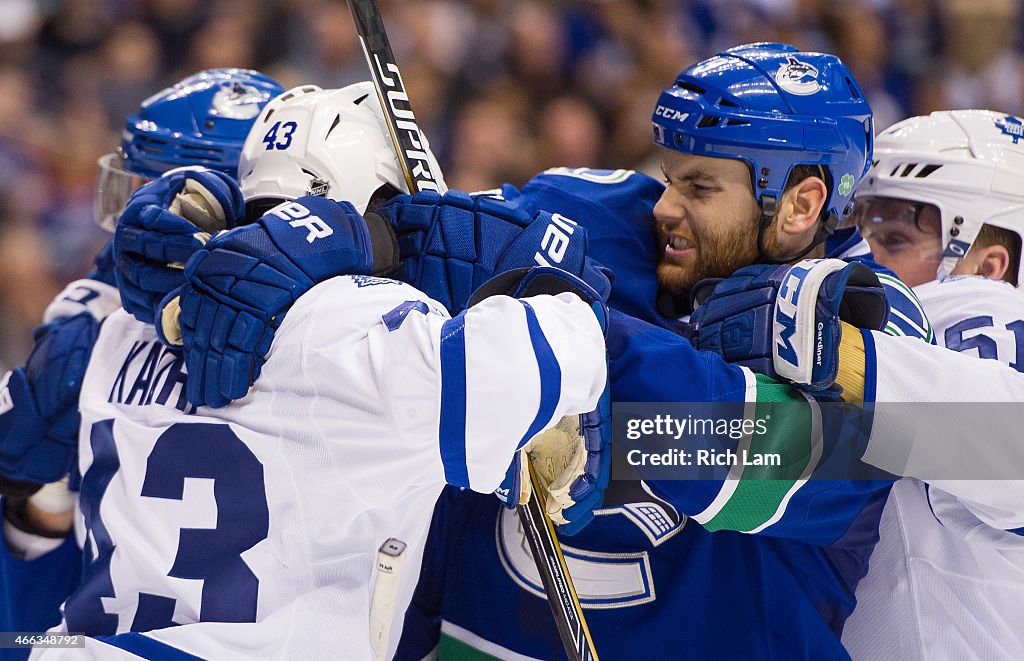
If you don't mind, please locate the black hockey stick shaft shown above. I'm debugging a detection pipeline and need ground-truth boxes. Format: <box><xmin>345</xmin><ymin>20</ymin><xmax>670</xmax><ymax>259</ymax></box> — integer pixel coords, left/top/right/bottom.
<box><xmin>347</xmin><ymin>0</ymin><xmax>443</xmax><ymax>194</ymax></box>
<box><xmin>517</xmin><ymin>464</ymin><xmax>599</xmax><ymax>661</ymax></box>
<box><xmin>346</xmin><ymin>3</ymin><xmax>597</xmax><ymax>658</ymax></box>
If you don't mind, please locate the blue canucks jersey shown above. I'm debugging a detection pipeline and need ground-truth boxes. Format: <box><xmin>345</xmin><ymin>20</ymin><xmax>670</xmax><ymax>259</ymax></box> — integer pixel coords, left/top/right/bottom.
<box><xmin>395</xmin><ymin>168</ymin><xmax>926</xmax><ymax>660</ymax></box>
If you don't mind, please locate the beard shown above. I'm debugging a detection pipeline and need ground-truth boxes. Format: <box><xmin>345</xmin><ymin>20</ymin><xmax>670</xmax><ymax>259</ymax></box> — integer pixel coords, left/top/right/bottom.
<box><xmin>655</xmin><ymin>219</ymin><xmax>762</xmax><ymax>297</ymax></box>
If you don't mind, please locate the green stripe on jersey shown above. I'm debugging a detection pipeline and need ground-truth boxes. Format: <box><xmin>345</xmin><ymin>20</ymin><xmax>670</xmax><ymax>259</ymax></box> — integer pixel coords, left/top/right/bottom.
<box><xmin>439</xmin><ymin>634</ymin><xmax>500</xmax><ymax>660</ymax></box>
<box><xmin>439</xmin><ymin>622</ymin><xmax>545</xmax><ymax>661</ymax></box>
<box><xmin>700</xmin><ymin>374</ymin><xmax>817</xmax><ymax>534</ymax></box>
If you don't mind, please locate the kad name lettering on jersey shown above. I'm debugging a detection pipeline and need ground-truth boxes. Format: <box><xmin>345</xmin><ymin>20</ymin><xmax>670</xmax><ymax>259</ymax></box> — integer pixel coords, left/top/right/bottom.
<box><xmin>272</xmin><ymin>201</ymin><xmax>334</xmax><ymax>243</ymax></box>
<box><xmin>534</xmin><ymin>213</ymin><xmax>578</xmax><ymax>266</ymax></box>
<box><xmin>108</xmin><ymin>340</ymin><xmax>193</xmax><ymax>413</ymax></box>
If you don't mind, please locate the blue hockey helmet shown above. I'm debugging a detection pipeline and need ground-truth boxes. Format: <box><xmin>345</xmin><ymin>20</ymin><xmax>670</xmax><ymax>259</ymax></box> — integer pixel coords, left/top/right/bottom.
<box><xmin>652</xmin><ymin>43</ymin><xmax>873</xmax><ymax>258</ymax></box>
<box><xmin>95</xmin><ymin>68</ymin><xmax>284</xmax><ymax>230</ymax></box>
<box><xmin>123</xmin><ymin>68</ymin><xmax>284</xmax><ymax>178</ymax></box>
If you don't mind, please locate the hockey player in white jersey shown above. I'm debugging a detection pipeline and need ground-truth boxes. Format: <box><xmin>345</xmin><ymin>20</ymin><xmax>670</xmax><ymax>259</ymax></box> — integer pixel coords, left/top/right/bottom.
<box><xmin>32</xmin><ymin>84</ymin><xmax>610</xmax><ymax>660</ymax></box>
<box><xmin>843</xmin><ymin>109</ymin><xmax>1024</xmax><ymax>660</ymax></box>
<box><xmin>0</xmin><ymin>69</ymin><xmax>285</xmax><ymax>655</ymax></box>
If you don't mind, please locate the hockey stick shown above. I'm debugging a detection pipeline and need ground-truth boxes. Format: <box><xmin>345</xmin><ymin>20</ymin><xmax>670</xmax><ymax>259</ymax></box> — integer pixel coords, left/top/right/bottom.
<box><xmin>347</xmin><ymin>0</ymin><xmax>443</xmax><ymax>195</ymax></box>
<box><xmin>518</xmin><ymin>463</ymin><xmax>599</xmax><ymax>661</ymax></box>
<box><xmin>346</xmin><ymin>2</ymin><xmax>599</xmax><ymax>659</ymax></box>
<box><xmin>369</xmin><ymin>537</ymin><xmax>408</xmax><ymax>660</ymax></box>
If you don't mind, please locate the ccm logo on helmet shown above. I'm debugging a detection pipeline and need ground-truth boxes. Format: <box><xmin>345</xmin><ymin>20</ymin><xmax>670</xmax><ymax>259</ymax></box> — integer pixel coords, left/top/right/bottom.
<box><xmin>534</xmin><ymin>213</ymin><xmax>578</xmax><ymax>267</ymax></box>
<box><xmin>654</xmin><ymin>106</ymin><xmax>689</xmax><ymax>123</ymax></box>
<box><xmin>272</xmin><ymin>202</ymin><xmax>334</xmax><ymax>243</ymax></box>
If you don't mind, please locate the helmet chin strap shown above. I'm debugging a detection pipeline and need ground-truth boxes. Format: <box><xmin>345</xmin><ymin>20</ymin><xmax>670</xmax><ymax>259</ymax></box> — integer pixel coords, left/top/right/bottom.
<box><xmin>935</xmin><ymin>217</ymin><xmax>981</xmax><ymax>281</ymax></box>
<box><xmin>753</xmin><ymin>194</ymin><xmax>839</xmax><ymax>265</ymax></box>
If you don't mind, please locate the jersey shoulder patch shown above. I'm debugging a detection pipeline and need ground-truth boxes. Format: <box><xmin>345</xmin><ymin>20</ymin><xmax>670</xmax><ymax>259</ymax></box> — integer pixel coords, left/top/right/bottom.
<box><xmin>876</xmin><ymin>273</ymin><xmax>933</xmax><ymax>342</ymax></box>
<box><xmin>838</xmin><ymin>254</ymin><xmax>933</xmax><ymax>342</ymax></box>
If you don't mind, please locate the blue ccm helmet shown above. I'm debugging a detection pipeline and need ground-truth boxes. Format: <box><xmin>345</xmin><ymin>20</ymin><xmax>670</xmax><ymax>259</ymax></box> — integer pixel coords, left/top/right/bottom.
<box><xmin>95</xmin><ymin>68</ymin><xmax>284</xmax><ymax>230</ymax></box>
<box><xmin>652</xmin><ymin>42</ymin><xmax>873</xmax><ymax>261</ymax></box>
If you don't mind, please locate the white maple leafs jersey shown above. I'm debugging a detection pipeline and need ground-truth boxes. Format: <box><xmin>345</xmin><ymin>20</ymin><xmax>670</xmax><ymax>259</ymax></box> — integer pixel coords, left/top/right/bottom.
<box><xmin>915</xmin><ymin>275</ymin><xmax>1024</xmax><ymax>364</ymax></box>
<box><xmin>43</xmin><ymin>275</ymin><xmax>605</xmax><ymax>660</ymax></box>
<box><xmin>845</xmin><ymin>275</ymin><xmax>1024</xmax><ymax>661</ymax></box>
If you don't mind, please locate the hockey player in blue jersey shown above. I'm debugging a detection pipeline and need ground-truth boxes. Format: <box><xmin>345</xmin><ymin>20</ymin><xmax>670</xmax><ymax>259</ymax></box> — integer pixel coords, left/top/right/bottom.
<box><xmin>842</xmin><ymin>109</ymin><xmax>1024</xmax><ymax>660</ymax></box>
<box><xmin>0</xmin><ymin>69</ymin><xmax>284</xmax><ymax>655</ymax></box>
<box><xmin>389</xmin><ymin>44</ymin><xmax>910</xmax><ymax>660</ymax></box>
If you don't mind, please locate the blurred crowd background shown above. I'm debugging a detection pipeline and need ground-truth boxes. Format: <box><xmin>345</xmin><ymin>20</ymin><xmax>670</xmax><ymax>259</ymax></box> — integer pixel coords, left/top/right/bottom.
<box><xmin>0</xmin><ymin>0</ymin><xmax>1021</xmax><ymax>368</ymax></box>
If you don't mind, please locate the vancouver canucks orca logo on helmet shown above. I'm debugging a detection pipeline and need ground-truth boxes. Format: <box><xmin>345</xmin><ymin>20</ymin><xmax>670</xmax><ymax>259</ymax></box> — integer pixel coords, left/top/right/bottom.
<box><xmin>774</xmin><ymin>56</ymin><xmax>821</xmax><ymax>96</ymax></box>
<box><xmin>213</xmin><ymin>81</ymin><xmax>269</xmax><ymax>120</ymax></box>
<box><xmin>122</xmin><ymin>68</ymin><xmax>285</xmax><ymax>179</ymax></box>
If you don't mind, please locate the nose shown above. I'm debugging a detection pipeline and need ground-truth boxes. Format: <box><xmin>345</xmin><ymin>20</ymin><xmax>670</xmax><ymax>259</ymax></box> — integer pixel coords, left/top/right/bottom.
<box><xmin>653</xmin><ymin>187</ymin><xmax>684</xmax><ymax>230</ymax></box>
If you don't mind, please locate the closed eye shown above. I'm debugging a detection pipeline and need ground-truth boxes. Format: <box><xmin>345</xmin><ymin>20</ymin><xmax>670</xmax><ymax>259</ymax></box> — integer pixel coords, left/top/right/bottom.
<box><xmin>872</xmin><ymin>231</ymin><xmax>914</xmax><ymax>253</ymax></box>
<box><xmin>661</xmin><ymin>166</ymin><xmax>718</xmax><ymax>197</ymax></box>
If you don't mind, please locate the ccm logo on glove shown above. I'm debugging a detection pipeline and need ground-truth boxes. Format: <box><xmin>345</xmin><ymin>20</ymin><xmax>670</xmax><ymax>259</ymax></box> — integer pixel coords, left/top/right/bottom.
<box><xmin>534</xmin><ymin>213</ymin><xmax>578</xmax><ymax>267</ymax></box>
<box><xmin>271</xmin><ymin>202</ymin><xmax>335</xmax><ymax>244</ymax></box>
<box><xmin>774</xmin><ymin>272</ymin><xmax>803</xmax><ymax>366</ymax></box>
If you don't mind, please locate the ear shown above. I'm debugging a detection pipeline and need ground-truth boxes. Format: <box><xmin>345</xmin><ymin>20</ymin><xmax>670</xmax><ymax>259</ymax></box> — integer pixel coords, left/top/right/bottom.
<box><xmin>976</xmin><ymin>243</ymin><xmax>1011</xmax><ymax>281</ymax></box>
<box><xmin>953</xmin><ymin>243</ymin><xmax>1011</xmax><ymax>280</ymax></box>
<box><xmin>776</xmin><ymin>176</ymin><xmax>828</xmax><ymax>236</ymax></box>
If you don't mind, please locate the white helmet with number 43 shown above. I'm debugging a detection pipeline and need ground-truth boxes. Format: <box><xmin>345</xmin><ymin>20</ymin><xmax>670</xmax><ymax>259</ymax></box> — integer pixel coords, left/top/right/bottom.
<box><xmin>238</xmin><ymin>82</ymin><xmax>442</xmax><ymax>220</ymax></box>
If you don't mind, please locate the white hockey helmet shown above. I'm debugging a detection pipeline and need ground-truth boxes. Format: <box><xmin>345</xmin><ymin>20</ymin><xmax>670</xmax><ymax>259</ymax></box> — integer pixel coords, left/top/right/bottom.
<box><xmin>854</xmin><ymin>109</ymin><xmax>1024</xmax><ymax>285</ymax></box>
<box><xmin>238</xmin><ymin>82</ymin><xmax>440</xmax><ymax>219</ymax></box>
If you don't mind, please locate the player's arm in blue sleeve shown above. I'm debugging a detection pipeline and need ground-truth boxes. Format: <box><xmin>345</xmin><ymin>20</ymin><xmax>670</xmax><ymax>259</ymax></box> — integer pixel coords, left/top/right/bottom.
<box><xmin>608</xmin><ymin>309</ymin><xmax>892</xmax><ymax>545</ymax></box>
<box><xmin>510</xmin><ymin>167</ymin><xmax>667</xmax><ymax>324</ymax></box>
<box><xmin>0</xmin><ymin>502</ymin><xmax>82</xmax><ymax>658</ymax></box>
<box><xmin>0</xmin><ymin>240</ymin><xmax>124</xmax><ymax>640</ymax></box>
<box><xmin>154</xmin><ymin>190</ymin><xmax>609</xmax><ymax>408</ymax></box>
<box><xmin>377</xmin><ymin>189</ymin><xmax>612</xmax><ymax>312</ymax></box>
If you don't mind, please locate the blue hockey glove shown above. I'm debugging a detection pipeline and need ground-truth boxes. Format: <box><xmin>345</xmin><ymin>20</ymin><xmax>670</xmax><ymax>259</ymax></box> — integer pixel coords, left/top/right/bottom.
<box><xmin>375</xmin><ymin>190</ymin><xmax>612</xmax><ymax>313</ymax></box>
<box><xmin>481</xmin><ymin>267</ymin><xmax>611</xmax><ymax>536</ymax></box>
<box><xmin>160</xmin><ymin>196</ymin><xmax>397</xmax><ymax>409</ymax></box>
<box><xmin>114</xmin><ymin>167</ymin><xmax>244</xmax><ymax>324</ymax></box>
<box><xmin>0</xmin><ymin>368</ymin><xmax>48</xmax><ymax>498</ymax></box>
<box><xmin>689</xmin><ymin>259</ymin><xmax>889</xmax><ymax>393</ymax></box>
<box><xmin>0</xmin><ymin>312</ymin><xmax>99</xmax><ymax>493</ymax></box>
